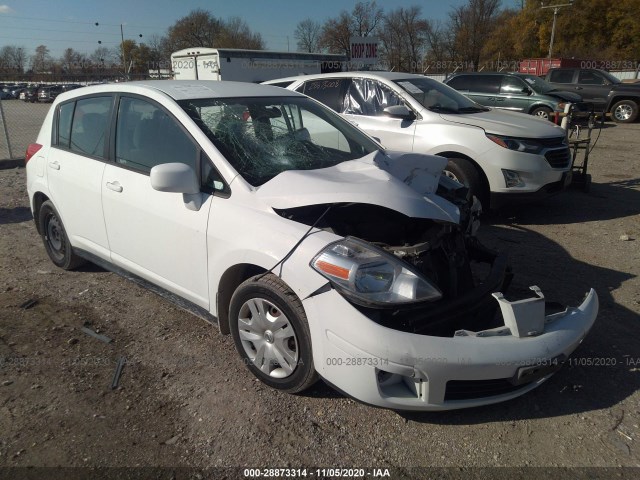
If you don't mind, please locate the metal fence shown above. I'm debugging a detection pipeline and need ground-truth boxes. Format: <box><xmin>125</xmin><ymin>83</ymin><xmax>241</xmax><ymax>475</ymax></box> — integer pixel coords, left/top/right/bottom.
<box><xmin>0</xmin><ymin>97</ymin><xmax>50</xmax><ymax>160</ymax></box>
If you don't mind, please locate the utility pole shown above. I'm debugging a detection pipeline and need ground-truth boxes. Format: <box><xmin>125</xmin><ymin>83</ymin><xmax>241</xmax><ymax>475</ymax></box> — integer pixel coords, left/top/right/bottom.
<box><xmin>540</xmin><ymin>1</ymin><xmax>573</xmax><ymax>58</ymax></box>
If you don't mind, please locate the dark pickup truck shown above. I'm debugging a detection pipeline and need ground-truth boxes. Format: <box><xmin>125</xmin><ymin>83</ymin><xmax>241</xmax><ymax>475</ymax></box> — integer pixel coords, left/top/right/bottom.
<box><xmin>544</xmin><ymin>68</ymin><xmax>640</xmax><ymax>123</ymax></box>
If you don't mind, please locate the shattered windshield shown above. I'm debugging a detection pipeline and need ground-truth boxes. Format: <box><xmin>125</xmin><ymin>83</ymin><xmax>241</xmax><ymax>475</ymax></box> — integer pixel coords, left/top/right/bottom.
<box><xmin>179</xmin><ymin>96</ymin><xmax>379</xmax><ymax>186</ymax></box>
<box><xmin>394</xmin><ymin>78</ymin><xmax>488</xmax><ymax>113</ymax></box>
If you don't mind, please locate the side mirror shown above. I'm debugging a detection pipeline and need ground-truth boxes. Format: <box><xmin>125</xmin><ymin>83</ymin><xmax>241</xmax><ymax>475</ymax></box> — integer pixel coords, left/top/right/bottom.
<box><xmin>150</xmin><ymin>163</ymin><xmax>202</xmax><ymax>211</ymax></box>
<box><xmin>383</xmin><ymin>105</ymin><xmax>416</xmax><ymax>120</ymax></box>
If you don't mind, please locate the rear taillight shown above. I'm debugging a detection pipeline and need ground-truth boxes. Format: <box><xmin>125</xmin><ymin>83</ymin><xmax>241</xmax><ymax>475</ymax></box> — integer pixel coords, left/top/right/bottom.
<box><xmin>25</xmin><ymin>143</ymin><xmax>42</xmax><ymax>164</ymax></box>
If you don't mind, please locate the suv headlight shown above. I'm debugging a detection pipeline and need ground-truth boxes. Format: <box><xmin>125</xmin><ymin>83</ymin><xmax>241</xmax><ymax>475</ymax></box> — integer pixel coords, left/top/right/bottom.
<box><xmin>311</xmin><ymin>237</ymin><xmax>442</xmax><ymax>306</ymax></box>
<box><xmin>486</xmin><ymin>134</ymin><xmax>543</xmax><ymax>154</ymax></box>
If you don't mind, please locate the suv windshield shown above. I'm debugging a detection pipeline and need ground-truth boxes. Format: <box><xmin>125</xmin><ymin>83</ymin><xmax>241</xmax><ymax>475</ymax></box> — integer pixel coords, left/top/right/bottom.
<box><xmin>179</xmin><ymin>96</ymin><xmax>379</xmax><ymax>186</ymax></box>
<box><xmin>393</xmin><ymin>77</ymin><xmax>488</xmax><ymax>113</ymax></box>
<box><xmin>518</xmin><ymin>75</ymin><xmax>556</xmax><ymax>93</ymax></box>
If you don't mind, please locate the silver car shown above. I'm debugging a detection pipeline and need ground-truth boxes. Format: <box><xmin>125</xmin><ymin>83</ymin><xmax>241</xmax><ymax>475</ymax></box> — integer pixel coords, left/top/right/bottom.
<box><xmin>265</xmin><ymin>72</ymin><xmax>573</xmax><ymax>209</ymax></box>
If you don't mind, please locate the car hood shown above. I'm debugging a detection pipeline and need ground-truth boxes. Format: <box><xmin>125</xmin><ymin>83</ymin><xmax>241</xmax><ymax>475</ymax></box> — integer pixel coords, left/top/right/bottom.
<box><xmin>546</xmin><ymin>89</ymin><xmax>582</xmax><ymax>102</ymax></box>
<box><xmin>255</xmin><ymin>151</ymin><xmax>460</xmax><ymax>224</ymax></box>
<box><xmin>439</xmin><ymin>109</ymin><xmax>566</xmax><ymax>137</ymax></box>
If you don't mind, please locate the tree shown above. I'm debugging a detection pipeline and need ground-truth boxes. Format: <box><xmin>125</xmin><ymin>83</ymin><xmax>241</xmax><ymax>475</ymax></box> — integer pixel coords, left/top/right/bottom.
<box><xmin>31</xmin><ymin>45</ymin><xmax>51</xmax><ymax>72</ymax></box>
<box><xmin>320</xmin><ymin>1</ymin><xmax>383</xmax><ymax>59</ymax></box>
<box><xmin>448</xmin><ymin>0</ymin><xmax>501</xmax><ymax>70</ymax></box>
<box><xmin>0</xmin><ymin>45</ymin><xmax>27</xmax><ymax>72</ymax></box>
<box><xmin>218</xmin><ymin>17</ymin><xmax>264</xmax><ymax>49</ymax></box>
<box><xmin>294</xmin><ymin>19</ymin><xmax>322</xmax><ymax>53</ymax></box>
<box><xmin>379</xmin><ymin>6</ymin><xmax>430</xmax><ymax>72</ymax></box>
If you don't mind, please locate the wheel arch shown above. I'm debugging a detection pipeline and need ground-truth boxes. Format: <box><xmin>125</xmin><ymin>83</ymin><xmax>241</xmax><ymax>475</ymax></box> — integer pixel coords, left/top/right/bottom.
<box><xmin>608</xmin><ymin>95</ymin><xmax>639</xmax><ymax>111</ymax></box>
<box><xmin>435</xmin><ymin>151</ymin><xmax>490</xmax><ymax>194</ymax></box>
<box><xmin>216</xmin><ymin>263</ymin><xmax>267</xmax><ymax>335</ymax></box>
<box><xmin>32</xmin><ymin>191</ymin><xmax>50</xmax><ymax>234</ymax></box>
<box><xmin>528</xmin><ymin>103</ymin><xmax>553</xmax><ymax>115</ymax></box>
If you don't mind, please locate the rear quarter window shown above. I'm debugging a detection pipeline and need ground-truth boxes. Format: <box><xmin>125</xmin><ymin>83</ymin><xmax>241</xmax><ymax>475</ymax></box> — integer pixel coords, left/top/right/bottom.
<box><xmin>549</xmin><ymin>70</ymin><xmax>574</xmax><ymax>83</ymax></box>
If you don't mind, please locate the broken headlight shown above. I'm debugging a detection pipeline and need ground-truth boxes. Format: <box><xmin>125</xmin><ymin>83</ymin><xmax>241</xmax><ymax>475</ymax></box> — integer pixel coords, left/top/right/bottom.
<box><xmin>311</xmin><ymin>237</ymin><xmax>442</xmax><ymax>306</ymax></box>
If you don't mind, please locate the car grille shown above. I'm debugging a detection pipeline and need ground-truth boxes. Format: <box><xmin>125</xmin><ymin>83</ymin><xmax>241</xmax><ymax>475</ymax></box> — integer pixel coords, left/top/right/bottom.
<box><xmin>444</xmin><ymin>378</ymin><xmax>528</xmax><ymax>401</ymax></box>
<box><xmin>545</xmin><ymin>147</ymin><xmax>571</xmax><ymax>169</ymax></box>
<box><xmin>537</xmin><ymin>136</ymin><xmax>566</xmax><ymax>148</ymax></box>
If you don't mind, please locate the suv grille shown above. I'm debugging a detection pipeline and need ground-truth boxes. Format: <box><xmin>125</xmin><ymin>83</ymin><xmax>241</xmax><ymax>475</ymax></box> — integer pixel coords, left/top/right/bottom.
<box><xmin>545</xmin><ymin>147</ymin><xmax>571</xmax><ymax>168</ymax></box>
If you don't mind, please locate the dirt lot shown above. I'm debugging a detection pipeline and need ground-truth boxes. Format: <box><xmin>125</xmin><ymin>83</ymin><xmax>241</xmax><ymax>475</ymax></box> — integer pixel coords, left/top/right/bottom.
<box><xmin>1</xmin><ymin>121</ymin><xmax>639</xmax><ymax>477</ymax></box>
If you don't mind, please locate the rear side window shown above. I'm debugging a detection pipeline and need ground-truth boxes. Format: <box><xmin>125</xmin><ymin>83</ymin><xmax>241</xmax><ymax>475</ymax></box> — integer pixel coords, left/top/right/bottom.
<box><xmin>446</xmin><ymin>75</ymin><xmax>472</xmax><ymax>91</ymax></box>
<box><xmin>69</xmin><ymin>97</ymin><xmax>112</xmax><ymax>157</ymax></box>
<box><xmin>549</xmin><ymin>70</ymin><xmax>574</xmax><ymax>83</ymax></box>
<box><xmin>268</xmin><ymin>81</ymin><xmax>295</xmax><ymax>89</ymax></box>
<box><xmin>57</xmin><ymin>102</ymin><xmax>74</xmax><ymax>148</ymax></box>
<box><xmin>468</xmin><ymin>76</ymin><xmax>501</xmax><ymax>94</ymax></box>
<box><xmin>115</xmin><ymin>96</ymin><xmax>197</xmax><ymax>174</ymax></box>
<box><xmin>342</xmin><ymin>79</ymin><xmax>403</xmax><ymax>116</ymax></box>
<box><xmin>300</xmin><ymin>79</ymin><xmax>349</xmax><ymax>112</ymax></box>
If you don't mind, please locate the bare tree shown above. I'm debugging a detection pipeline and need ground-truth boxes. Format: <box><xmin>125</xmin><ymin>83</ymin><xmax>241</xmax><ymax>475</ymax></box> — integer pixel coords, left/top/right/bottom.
<box><xmin>294</xmin><ymin>18</ymin><xmax>322</xmax><ymax>53</ymax></box>
<box><xmin>352</xmin><ymin>1</ymin><xmax>384</xmax><ymax>37</ymax></box>
<box><xmin>0</xmin><ymin>45</ymin><xmax>27</xmax><ymax>72</ymax></box>
<box><xmin>165</xmin><ymin>9</ymin><xmax>224</xmax><ymax>51</ymax></box>
<box><xmin>320</xmin><ymin>1</ymin><xmax>383</xmax><ymax>59</ymax></box>
<box><xmin>448</xmin><ymin>0</ymin><xmax>501</xmax><ymax>71</ymax></box>
<box><xmin>379</xmin><ymin>6</ymin><xmax>429</xmax><ymax>72</ymax></box>
<box><xmin>30</xmin><ymin>45</ymin><xmax>52</xmax><ymax>73</ymax></box>
<box><xmin>218</xmin><ymin>17</ymin><xmax>264</xmax><ymax>49</ymax></box>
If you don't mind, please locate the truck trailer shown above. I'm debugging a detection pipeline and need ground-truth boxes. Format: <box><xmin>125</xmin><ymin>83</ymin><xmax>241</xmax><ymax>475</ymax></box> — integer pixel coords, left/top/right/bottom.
<box><xmin>171</xmin><ymin>48</ymin><xmax>347</xmax><ymax>83</ymax></box>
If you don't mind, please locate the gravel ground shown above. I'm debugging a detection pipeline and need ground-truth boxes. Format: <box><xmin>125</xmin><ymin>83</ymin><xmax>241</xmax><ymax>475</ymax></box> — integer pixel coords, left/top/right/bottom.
<box><xmin>0</xmin><ymin>121</ymin><xmax>639</xmax><ymax>477</ymax></box>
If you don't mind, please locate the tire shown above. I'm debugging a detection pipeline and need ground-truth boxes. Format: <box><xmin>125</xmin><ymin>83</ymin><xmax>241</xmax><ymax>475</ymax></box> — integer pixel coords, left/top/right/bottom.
<box><xmin>229</xmin><ymin>274</ymin><xmax>318</xmax><ymax>393</ymax></box>
<box><xmin>531</xmin><ymin>106</ymin><xmax>553</xmax><ymax>120</ymax></box>
<box><xmin>610</xmin><ymin>99</ymin><xmax>638</xmax><ymax>123</ymax></box>
<box><xmin>38</xmin><ymin>200</ymin><xmax>85</xmax><ymax>270</ymax></box>
<box><xmin>443</xmin><ymin>157</ymin><xmax>488</xmax><ymax>208</ymax></box>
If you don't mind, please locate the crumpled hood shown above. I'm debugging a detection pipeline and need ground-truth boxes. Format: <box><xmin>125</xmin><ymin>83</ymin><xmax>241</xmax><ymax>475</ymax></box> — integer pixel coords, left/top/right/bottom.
<box><xmin>439</xmin><ymin>109</ymin><xmax>566</xmax><ymax>138</ymax></box>
<box><xmin>255</xmin><ymin>151</ymin><xmax>460</xmax><ymax>224</ymax></box>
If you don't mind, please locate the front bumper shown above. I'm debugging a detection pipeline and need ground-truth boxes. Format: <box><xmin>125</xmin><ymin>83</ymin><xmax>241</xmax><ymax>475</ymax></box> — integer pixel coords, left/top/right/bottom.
<box><xmin>303</xmin><ymin>287</ymin><xmax>598</xmax><ymax>411</ymax></box>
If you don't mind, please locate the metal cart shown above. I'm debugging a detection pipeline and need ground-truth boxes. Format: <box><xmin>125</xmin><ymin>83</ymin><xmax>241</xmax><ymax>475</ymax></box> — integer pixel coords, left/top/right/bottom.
<box><xmin>566</xmin><ymin>103</ymin><xmax>599</xmax><ymax>192</ymax></box>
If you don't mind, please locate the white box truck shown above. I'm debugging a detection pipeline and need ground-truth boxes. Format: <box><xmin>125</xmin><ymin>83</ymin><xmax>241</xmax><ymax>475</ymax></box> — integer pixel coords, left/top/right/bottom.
<box><xmin>171</xmin><ymin>48</ymin><xmax>346</xmax><ymax>83</ymax></box>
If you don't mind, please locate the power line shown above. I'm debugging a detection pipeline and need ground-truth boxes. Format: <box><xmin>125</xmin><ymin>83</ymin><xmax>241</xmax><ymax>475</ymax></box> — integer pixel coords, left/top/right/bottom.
<box><xmin>0</xmin><ymin>14</ymin><xmax>165</xmax><ymax>30</ymax></box>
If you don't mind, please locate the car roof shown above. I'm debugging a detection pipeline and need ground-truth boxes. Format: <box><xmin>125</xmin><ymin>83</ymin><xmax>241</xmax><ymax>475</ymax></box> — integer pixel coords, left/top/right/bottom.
<box><xmin>53</xmin><ymin>80</ymin><xmax>302</xmax><ymax>101</ymax></box>
<box><xmin>264</xmin><ymin>71</ymin><xmax>435</xmax><ymax>84</ymax></box>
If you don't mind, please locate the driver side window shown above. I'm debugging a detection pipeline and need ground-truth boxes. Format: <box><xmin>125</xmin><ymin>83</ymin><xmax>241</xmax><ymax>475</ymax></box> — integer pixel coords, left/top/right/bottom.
<box><xmin>343</xmin><ymin>79</ymin><xmax>404</xmax><ymax>116</ymax></box>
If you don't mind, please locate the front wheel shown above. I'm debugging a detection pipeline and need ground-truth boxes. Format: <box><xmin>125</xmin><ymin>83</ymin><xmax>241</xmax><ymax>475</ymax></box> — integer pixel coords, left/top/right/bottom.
<box><xmin>38</xmin><ymin>200</ymin><xmax>85</xmax><ymax>270</ymax></box>
<box><xmin>610</xmin><ymin>99</ymin><xmax>638</xmax><ymax>123</ymax></box>
<box><xmin>229</xmin><ymin>274</ymin><xmax>318</xmax><ymax>393</ymax></box>
<box><xmin>531</xmin><ymin>106</ymin><xmax>553</xmax><ymax>120</ymax></box>
<box><xmin>443</xmin><ymin>157</ymin><xmax>487</xmax><ymax>208</ymax></box>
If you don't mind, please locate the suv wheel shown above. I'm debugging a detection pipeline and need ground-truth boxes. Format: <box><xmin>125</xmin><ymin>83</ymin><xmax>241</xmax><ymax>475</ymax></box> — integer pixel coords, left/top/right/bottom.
<box><xmin>229</xmin><ymin>274</ymin><xmax>318</xmax><ymax>393</ymax></box>
<box><xmin>444</xmin><ymin>157</ymin><xmax>487</xmax><ymax>208</ymax></box>
<box><xmin>38</xmin><ymin>200</ymin><xmax>85</xmax><ymax>270</ymax></box>
<box><xmin>531</xmin><ymin>106</ymin><xmax>552</xmax><ymax>120</ymax></box>
<box><xmin>611</xmin><ymin>100</ymin><xmax>638</xmax><ymax>123</ymax></box>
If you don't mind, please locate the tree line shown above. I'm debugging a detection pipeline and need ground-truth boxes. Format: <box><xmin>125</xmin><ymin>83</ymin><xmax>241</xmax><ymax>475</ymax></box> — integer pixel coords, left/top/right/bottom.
<box><xmin>1</xmin><ymin>0</ymin><xmax>639</xmax><ymax>79</ymax></box>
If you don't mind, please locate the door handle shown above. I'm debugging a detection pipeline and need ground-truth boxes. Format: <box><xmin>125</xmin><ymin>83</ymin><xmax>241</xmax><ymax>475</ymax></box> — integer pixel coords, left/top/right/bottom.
<box><xmin>48</xmin><ymin>161</ymin><xmax>60</xmax><ymax>170</ymax></box>
<box><xmin>575</xmin><ymin>87</ymin><xmax>583</xmax><ymax>90</ymax></box>
<box><xmin>106</xmin><ymin>181</ymin><xmax>123</xmax><ymax>193</ymax></box>
<box><xmin>495</xmin><ymin>97</ymin><xmax>505</xmax><ymax>102</ymax></box>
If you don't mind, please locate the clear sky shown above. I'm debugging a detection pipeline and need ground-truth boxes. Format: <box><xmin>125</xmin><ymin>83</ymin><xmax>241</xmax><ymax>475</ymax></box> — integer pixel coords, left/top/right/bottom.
<box><xmin>0</xmin><ymin>0</ymin><xmax>521</xmax><ymax>59</ymax></box>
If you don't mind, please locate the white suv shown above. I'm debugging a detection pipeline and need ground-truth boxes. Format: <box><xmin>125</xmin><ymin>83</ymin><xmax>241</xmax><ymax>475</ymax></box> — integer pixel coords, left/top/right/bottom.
<box><xmin>265</xmin><ymin>72</ymin><xmax>573</xmax><ymax>209</ymax></box>
<box><xmin>25</xmin><ymin>81</ymin><xmax>597</xmax><ymax>411</ymax></box>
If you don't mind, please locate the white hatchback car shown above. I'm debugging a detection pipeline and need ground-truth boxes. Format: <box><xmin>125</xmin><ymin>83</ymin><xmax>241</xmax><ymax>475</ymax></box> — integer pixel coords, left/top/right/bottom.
<box><xmin>265</xmin><ymin>72</ymin><xmax>574</xmax><ymax>209</ymax></box>
<box><xmin>26</xmin><ymin>81</ymin><xmax>598</xmax><ymax>411</ymax></box>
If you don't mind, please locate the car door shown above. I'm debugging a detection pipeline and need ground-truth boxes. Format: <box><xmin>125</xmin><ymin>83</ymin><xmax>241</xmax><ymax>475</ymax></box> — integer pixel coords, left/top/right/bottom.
<box><xmin>101</xmin><ymin>95</ymin><xmax>212</xmax><ymax>308</ymax></box>
<box><xmin>575</xmin><ymin>70</ymin><xmax>611</xmax><ymax>110</ymax></box>
<box><xmin>496</xmin><ymin>76</ymin><xmax>531</xmax><ymax>113</ymax></box>
<box><xmin>46</xmin><ymin>95</ymin><xmax>113</xmax><ymax>260</ymax></box>
<box><xmin>340</xmin><ymin>78</ymin><xmax>416</xmax><ymax>151</ymax></box>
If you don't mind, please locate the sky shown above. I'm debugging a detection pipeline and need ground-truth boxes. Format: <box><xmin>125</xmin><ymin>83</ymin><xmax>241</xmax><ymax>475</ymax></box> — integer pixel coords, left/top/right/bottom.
<box><xmin>0</xmin><ymin>0</ymin><xmax>521</xmax><ymax>59</ymax></box>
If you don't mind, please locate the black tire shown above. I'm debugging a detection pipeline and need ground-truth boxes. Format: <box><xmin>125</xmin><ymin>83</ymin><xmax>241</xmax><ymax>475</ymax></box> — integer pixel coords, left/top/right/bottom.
<box><xmin>531</xmin><ymin>106</ymin><xmax>553</xmax><ymax>120</ymax></box>
<box><xmin>610</xmin><ymin>99</ymin><xmax>638</xmax><ymax>123</ymax></box>
<box><xmin>229</xmin><ymin>274</ymin><xmax>318</xmax><ymax>393</ymax></box>
<box><xmin>443</xmin><ymin>157</ymin><xmax>488</xmax><ymax>207</ymax></box>
<box><xmin>38</xmin><ymin>200</ymin><xmax>85</xmax><ymax>270</ymax></box>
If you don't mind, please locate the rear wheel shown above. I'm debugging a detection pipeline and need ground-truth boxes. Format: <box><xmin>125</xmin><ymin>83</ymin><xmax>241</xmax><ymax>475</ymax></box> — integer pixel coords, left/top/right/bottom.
<box><xmin>610</xmin><ymin>99</ymin><xmax>638</xmax><ymax>123</ymax></box>
<box><xmin>229</xmin><ymin>274</ymin><xmax>318</xmax><ymax>393</ymax></box>
<box><xmin>38</xmin><ymin>200</ymin><xmax>85</xmax><ymax>270</ymax></box>
<box><xmin>444</xmin><ymin>157</ymin><xmax>487</xmax><ymax>208</ymax></box>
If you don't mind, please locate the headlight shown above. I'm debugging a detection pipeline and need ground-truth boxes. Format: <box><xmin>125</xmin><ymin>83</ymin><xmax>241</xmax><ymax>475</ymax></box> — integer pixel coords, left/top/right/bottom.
<box><xmin>311</xmin><ymin>237</ymin><xmax>442</xmax><ymax>306</ymax></box>
<box><xmin>486</xmin><ymin>134</ymin><xmax>543</xmax><ymax>154</ymax></box>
